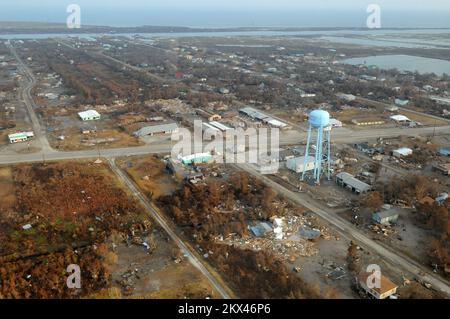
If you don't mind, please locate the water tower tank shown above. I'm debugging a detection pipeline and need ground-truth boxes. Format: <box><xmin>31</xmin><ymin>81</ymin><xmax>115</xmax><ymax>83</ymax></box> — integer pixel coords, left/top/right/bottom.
<box><xmin>309</xmin><ymin>110</ymin><xmax>330</xmax><ymax>128</ymax></box>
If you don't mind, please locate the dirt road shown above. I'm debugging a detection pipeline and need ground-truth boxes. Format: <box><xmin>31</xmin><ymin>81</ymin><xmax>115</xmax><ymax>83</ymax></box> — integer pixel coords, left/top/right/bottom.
<box><xmin>108</xmin><ymin>158</ymin><xmax>233</xmax><ymax>299</ymax></box>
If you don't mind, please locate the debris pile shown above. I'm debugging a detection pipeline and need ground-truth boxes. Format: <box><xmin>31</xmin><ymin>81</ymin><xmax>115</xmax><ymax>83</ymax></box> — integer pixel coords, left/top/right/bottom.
<box><xmin>216</xmin><ymin>214</ymin><xmax>338</xmax><ymax>261</ymax></box>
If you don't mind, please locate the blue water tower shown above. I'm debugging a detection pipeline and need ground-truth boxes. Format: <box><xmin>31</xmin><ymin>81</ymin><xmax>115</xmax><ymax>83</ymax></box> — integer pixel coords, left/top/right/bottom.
<box><xmin>302</xmin><ymin>110</ymin><xmax>332</xmax><ymax>184</ymax></box>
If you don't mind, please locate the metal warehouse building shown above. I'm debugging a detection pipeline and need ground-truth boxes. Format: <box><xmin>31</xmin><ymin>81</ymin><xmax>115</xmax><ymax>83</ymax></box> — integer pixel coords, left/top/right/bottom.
<box><xmin>336</xmin><ymin>172</ymin><xmax>372</xmax><ymax>195</ymax></box>
<box><xmin>134</xmin><ymin>123</ymin><xmax>179</xmax><ymax>137</ymax></box>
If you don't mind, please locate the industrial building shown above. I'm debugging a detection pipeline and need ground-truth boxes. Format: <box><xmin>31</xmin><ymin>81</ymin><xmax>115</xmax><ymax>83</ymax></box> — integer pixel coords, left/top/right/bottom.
<box><xmin>78</xmin><ymin>110</ymin><xmax>101</xmax><ymax>121</ymax></box>
<box><xmin>239</xmin><ymin>106</ymin><xmax>289</xmax><ymax>129</ymax></box>
<box><xmin>133</xmin><ymin>122</ymin><xmax>179</xmax><ymax>137</ymax></box>
<box><xmin>8</xmin><ymin>131</ymin><xmax>34</xmax><ymax>144</ymax></box>
<box><xmin>240</xmin><ymin>106</ymin><xmax>270</xmax><ymax>121</ymax></box>
<box><xmin>208</xmin><ymin>121</ymin><xmax>232</xmax><ymax>132</ymax></box>
<box><xmin>336</xmin><ymin>172</ymin><xmax>372</xmax><ymax>195</ymax></box>
<box><xmin>372</xmin><ymin>208</ymin><xmax>400</xmax><ymax>225</ymax></box>
<box><xmin>202</xmin><ymin>122</ymin><xmax>221</xmax><ymax>140</ymax></box>
<box><xmin>358</xmin><ymin>272</ymin><xmax>398</xmax><ymax>299</ymax></box>
<box><xmin>286</xmin><ymin>156</ymin><xmax>316</xmax><ymax>173</ymax></box>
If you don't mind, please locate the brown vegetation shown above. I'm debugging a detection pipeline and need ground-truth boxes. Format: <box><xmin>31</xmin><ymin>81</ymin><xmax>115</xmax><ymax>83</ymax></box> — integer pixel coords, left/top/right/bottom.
<box><xmin>159</xmin><ymin>171</ymin><xmax>325</xmax><ymax>298</ymax></box>
<box><xmin>0</xmin><ymin>162</ymin><xmax>152</xmax><ymax>298</ymax></box>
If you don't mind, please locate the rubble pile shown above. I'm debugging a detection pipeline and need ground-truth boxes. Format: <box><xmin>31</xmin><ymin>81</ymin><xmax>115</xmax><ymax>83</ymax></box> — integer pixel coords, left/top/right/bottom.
<box><xmin>216</xmin><ymin>214</ymin><xmax>339</xmax><ymax>262</ymax></box>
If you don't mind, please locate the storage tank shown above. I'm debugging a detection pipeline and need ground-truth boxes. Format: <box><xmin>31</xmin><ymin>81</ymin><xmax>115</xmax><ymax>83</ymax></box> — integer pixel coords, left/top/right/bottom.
<box><xmin>309</xmin><ymin>110</ymin><xmax>330</xmax><ymax>128</ymax></box>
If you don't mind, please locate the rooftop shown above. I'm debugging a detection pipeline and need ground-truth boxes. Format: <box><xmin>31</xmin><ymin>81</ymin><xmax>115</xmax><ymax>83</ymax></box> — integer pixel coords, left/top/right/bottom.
<box><xmin>390</xmin><ymin>115</ymin><xmax>410</xmax><ymax>122</ymax></box>
<box><xmin>359</xmin><ymin>272</ymin><xmax>398</xmax><ymax>295</ymax></box>
<box><xmin>134</xmin><ymin>122</ymin><xmax>178</xmax><ymax>136</ymax></box>
<box><xmin>78</xmin><ymin>109</ymin><xmax>100</xmax><ymax>118</ymax></box>
<box><xmin>336</xmin><ymin>172</ymin><xmax>372</xmax><ymax>192</ymax></box>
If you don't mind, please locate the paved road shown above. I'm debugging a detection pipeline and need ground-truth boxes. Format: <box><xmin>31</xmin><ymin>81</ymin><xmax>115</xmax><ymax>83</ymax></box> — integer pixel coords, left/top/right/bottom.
<box><xmin>3</xmin><ymin>41</ymin><xmax>450</xmax><ymax>297</ymax></box>
<box><xmin>7</xmin><ymin>41</ymin><xmax>52</xmax><ymax>152</ymax></box>
<box><xmin>2</xmin><ymin>125</ymin><xmax>450</xmax><ymax>165</ymax></box>
<box><xmin>235</xmin><ymin>162</ymin><xmax>450</xmax><ymax>296</ymax></box>
<box><xmin>108</xmin><ymin>158</ymin><xmax>232</xmax><ymax>299</ymax></box>
<box><xmin>356</xmin><ymin>96</ymin><xmax>450</xmax><ymax>124</ymax></box>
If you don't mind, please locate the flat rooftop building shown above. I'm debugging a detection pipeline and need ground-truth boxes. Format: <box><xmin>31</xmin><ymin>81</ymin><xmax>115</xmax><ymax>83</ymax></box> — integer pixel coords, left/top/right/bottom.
<box><xmin>78</xmin><ymin>110</ymin><xmax>101</xmax><ymax>121</ymax></box>
<box><xmin>390</xmin><ymin>115</ymin><xmax>410</xmax><ymax>123</ymax></box>
<box><xmin>180</xmin><ymin>153</ymin><xmax>212</xmax><ymax>165</ymax></box>
<box><xmin>239</xmin><ymin>106</ymin><xmax>270</xmax><ymax>121</ymax></box>
<box><xmin>239</xmin><ymin>106</ymin><xmax>288</xmax><ymax>128</ymax></box>
<box><xmin>266</xmin><ymin>118</ymin><xmax>288</xmax><ymax>129</ymax></box>
<box><xmin>8</xmin><ymin>131</ymin><xmax>34</xmax><ymax>144</ymax></box>
<box><xmin>286</xmin><ymin>156</ymin><xmax>316</xmax><ymax>173</ymax></box>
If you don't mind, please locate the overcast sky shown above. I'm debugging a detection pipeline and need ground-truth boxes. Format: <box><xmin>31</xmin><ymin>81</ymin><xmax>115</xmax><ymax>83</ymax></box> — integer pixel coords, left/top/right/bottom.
<box><xmin>2</xmin><ymin>1</ymin><xmax>450</xmax><ymax>27</ymax></box>
<box><xmin>4</xmin><ymin>0</ymin><xmax>450</xmax><ymax>10</ymax></box>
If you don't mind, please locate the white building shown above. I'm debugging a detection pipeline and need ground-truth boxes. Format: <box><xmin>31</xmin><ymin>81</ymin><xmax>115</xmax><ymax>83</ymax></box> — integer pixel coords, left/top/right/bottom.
<box><xmin>393</xmin><ymin>147</ymin><xmax>413</xmax><ymax>158</ymax></box>
<box><xmin>286</xmin><ymin>156</ymin><xmax>316</xmax><ymax>173</ymax></box>
<box><xmin>390</xmin><ymin>115</ymin><xmax>410</xmax><ymax>123</ymax></box>
<box><xmin>8</xmin><ymin>131</ymin><xmax>34</xmax><ymax>144</ymax></box>
<box><xmin>78</xmin><ymin>110</ymin><xmax>101</xmax><ymax>121</ymax></box>
<box><xmin>266</xmin><ymin>118</ymin><xmax>288</xmax><ymax>129</ymax></box>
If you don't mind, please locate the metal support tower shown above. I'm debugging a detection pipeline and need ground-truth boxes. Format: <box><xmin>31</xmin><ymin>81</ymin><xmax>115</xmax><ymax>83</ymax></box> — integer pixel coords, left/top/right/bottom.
<box><xmin>301</xmin><ymin>124</ymin><xmax>332</xmax><ymax>184</ymax></box>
